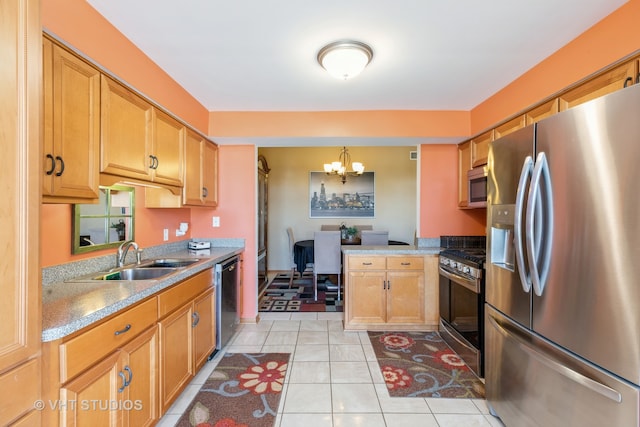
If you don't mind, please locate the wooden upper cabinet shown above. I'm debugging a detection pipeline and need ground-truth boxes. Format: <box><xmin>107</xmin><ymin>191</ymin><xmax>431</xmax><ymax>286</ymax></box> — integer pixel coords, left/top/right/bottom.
<box><xmin>152</xmin><ymin>109</ymin><xmax>185</xmax><ymax>187</ymax></box>
<box><xmin>470</xmin><ymin>129</ymin><xmax>493</xmax><ymax>167</ymax></box>
<box><xmin>202</xmin><ymin>141</ymin><xmax>219</xmax><ymax>206</ymax></box>
<box><xmin>100</xmin><ymin>75</ymin><xmax>154</xmax><ymax>181</ymax></box>
<box><xmin>458</xmin><ymin>141</ymin><xmax>472</xmax><ymax>207</ymax></box>
<box><xmin>525</xmin><ymin>98</ymin><xmax>559</xmax><ymax>125</ymax></box>
<box><xmin>559</xmin><ymin>60</ymin><xmax>637</xmax><ymax>111</ymax></box>
<box><xmin>42</xmin><ymin>38</ymin><xmax>100</xmax><ymax>202</ymax></box>
<box><xmin>183</xmin><ymin>130</ymin><xmax>218</xmax><ymax>207</ymax></box>
<box><xmin>494</xmin><ymin>115</ymin><xmax>525</xmax><ymax>140</ymax></box>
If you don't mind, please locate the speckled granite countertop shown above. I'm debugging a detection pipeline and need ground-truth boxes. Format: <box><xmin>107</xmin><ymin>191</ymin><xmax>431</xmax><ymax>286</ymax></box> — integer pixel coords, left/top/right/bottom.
<box><xmin>342</xmin><ymin>242</ymin><xmax>441</xmax><ymax>256</ymax></box>
<box><xmin>42</xmin><ymin>241</ymin><xmax>243</xmax><ymax>342</ymax></box>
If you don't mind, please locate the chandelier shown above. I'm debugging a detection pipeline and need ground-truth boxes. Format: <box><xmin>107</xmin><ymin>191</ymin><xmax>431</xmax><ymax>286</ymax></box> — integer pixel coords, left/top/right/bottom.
<box><xmin>323</xmin><ymin>146</ymin><xmax>365</xmax><ymax>184</ymax></box>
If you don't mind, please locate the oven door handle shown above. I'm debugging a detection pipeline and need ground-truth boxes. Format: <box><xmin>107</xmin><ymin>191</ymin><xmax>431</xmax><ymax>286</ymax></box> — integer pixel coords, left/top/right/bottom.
<box><xmin>439</xmin><ymin>266</ymin><xmax>479</xmax><ymax>293</ymax></box>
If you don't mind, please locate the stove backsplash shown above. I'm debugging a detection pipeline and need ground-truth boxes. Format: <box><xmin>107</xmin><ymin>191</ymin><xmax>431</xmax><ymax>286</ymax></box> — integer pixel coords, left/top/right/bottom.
<box><xmin>440</xmin><ymin>235</ymin><xmax>486</xmax><ymax>249</ymax></box>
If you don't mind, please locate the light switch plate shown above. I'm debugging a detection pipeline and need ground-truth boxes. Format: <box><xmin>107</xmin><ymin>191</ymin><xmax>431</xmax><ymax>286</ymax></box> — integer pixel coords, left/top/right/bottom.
<box><xmin>212</xmin><ymin>216</ymin><xmax>220</xmax><ymax>227</ymax></box>
<box><xmin>163</xmin><ymin>229</ymin><xmax>169</xmax><ymax>241</ymax></box>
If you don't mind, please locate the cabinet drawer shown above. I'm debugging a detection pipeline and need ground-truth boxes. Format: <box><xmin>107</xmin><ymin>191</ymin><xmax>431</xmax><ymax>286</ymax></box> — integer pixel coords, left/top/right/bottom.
<box><xmin>59</xmin><ymin>297</ymin><xmax>157</xmax><ymax>383</ymax></box>
<box><xmin>158</xmin><ymin>269</ymin><xmax>213</xmax><ymax>318</ymax></box>
<box><xmin>387</xmin><ymin>256</ymin><xmax>424</xmax><ymax>270</ymax></box>
<box><xmin>347</xmin><ymin>256</ymin><xmax>386</xmax><ymax>270</ymax></box>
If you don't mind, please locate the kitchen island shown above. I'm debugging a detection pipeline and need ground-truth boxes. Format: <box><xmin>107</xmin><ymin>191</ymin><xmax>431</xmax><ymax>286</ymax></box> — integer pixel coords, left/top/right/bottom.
<box><xmin>342</xmin><ymin>244</ymin><xmax>440</xmax><ymax>331</ymax></box>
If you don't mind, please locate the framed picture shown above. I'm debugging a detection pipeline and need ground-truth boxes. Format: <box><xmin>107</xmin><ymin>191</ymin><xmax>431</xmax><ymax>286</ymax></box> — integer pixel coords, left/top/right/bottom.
<box><xmin>309</xmin><ymin>171</ymin><xmax>375</xmax><ymax>218</ymax></box>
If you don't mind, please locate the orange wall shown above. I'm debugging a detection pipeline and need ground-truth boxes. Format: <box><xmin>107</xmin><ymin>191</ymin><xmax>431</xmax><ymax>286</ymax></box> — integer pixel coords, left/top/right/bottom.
<box><xmin>419</xmin><ymin>145</ymin><xmax>486</xmax><ymax>237</ymax></box>
<box><xmin>210</xmin><ymin>110</ymin><xmax>469</xmax><ymax>138</ymax></box>
<box><xmin>471</xmin><ymin>0</ymin><xmax>640</xmax><ymax>133</ymax></box>
<box><xmin>190</xmin><ymin>145</ymin><xmax>257</xmax><ymax>319</ymax></box>
<box><xmin>42</xmin><ymin>0</ymin><xmax>209</xmax><ymax>132</ymax></box>
<box><xmin>40</xmin><ymin>189</ymin><xmax>191</xmax><ymax>266</ymax></box>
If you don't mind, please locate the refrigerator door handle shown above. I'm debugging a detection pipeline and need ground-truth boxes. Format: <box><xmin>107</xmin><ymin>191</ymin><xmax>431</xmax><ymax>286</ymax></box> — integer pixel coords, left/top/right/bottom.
<box><xmin>487</xmin><ymin>312</ymin><xmax>622</xmax><ymax>403</ymax></box>
<box><xmin>526</xmin><ymin>152</ymin><xmax>554</xmax><ymax>297</ymax></box>
<box><xmin>514</xmin><ymin>156</ymin><xmax>534</xmax><ymax>293</ymax></box>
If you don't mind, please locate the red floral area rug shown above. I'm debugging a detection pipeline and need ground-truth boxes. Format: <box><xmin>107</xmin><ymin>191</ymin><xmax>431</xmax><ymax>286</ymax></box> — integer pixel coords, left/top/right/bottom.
<box><xmin>368</xmin><ymin>331</ymin><xmax>484</xmax><ymax>398</ymax></box>
<box><xmin>175</xmin><ymin>353</ymin><xmax>290</xmax><ymax>427</ymax></box>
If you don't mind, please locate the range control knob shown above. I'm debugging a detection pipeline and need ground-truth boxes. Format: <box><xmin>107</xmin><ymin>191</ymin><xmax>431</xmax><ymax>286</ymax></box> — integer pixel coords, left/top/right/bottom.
<box><xmin>450</xmin><ymin>261</ymin><xmax>457</xmax><ymax>269</ymax></box>
<box><xmin>463</xmin><ymin>266</ymin><xmax>471</xmax><ymax>274</ymax></box>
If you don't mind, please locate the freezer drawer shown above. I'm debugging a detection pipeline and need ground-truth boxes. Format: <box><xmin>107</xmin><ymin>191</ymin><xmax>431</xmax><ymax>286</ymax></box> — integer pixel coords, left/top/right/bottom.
<box><xmin>485</xmin><ymin>305</ymin><xmax>639</xmax><ymax>427</ymax></box>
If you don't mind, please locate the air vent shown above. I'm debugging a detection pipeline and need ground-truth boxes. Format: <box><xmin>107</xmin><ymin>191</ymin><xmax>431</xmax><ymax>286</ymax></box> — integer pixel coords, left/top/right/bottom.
<box><xmin>410</xmin><ymin>151</ymin><xmax>417</xmax><ymax>160</ymax></box>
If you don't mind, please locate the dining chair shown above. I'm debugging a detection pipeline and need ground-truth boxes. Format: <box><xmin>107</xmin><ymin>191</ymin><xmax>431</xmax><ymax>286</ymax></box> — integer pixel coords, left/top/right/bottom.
<box><xmin>320</xmin><ymin>224</ymin><xmax>340</xmax><ymax>231</ymax></box>
<box><xmin>353</xmin><ymin>225</ymin><xmax>372</xmax><ymax>238</ymax></box>
<box><xmin>286</xmin><ymin>227</ymin><xmax>298</xmax><ymax>286</ymax></box>
<box><xmin>313</xmin><ymin>231</ymin><xmax>342</xmax><ymax>301</ymax></box>
<box><xmin>360</xmin><ymin>230</ymin><xmax>389</xmax><ymax>245</ymax></box>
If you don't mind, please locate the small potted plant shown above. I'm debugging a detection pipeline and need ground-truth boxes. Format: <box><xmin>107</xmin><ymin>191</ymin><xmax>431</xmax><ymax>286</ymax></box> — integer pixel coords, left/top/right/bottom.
<box><xmin>345</xmin><ymin>226</ymin><xmax>358</xmax><ymax>242</ymax></box>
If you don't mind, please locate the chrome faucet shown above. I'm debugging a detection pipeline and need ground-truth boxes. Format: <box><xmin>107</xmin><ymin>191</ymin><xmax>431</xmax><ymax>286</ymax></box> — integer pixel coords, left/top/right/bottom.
<box><xmin>117</xmin><ymin>240</ymin><xmax>142</xmax><ymax>268</ymax></box>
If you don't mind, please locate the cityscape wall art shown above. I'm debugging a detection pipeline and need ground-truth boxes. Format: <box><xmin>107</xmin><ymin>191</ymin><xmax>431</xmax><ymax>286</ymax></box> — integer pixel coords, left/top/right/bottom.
<box><xmin>309</xmin><ymin>171</ymin><xmax>375</xmax><ymax>218</ymax></box>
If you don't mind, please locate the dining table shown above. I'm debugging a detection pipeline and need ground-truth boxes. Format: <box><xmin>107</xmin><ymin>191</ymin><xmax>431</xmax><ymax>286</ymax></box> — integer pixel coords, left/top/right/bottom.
<box><xmin>293</xmin><ymin>239</ymin><xmax>410</xmax><ymax>274</ymax></box>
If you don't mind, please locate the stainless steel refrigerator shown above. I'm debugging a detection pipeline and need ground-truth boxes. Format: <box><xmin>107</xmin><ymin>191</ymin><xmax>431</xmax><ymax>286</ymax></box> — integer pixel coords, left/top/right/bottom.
<box><xmin>485</xmin><ymin>84</ymin><xmax>640</xmax><ymax>426</ymax></box>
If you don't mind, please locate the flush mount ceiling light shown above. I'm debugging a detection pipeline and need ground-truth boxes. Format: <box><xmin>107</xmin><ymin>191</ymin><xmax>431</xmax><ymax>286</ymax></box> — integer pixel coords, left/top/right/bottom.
<box><xmin>317</xmin><ymin>40</ymin><xmax>373</xmax><ymax>80</ymax></box>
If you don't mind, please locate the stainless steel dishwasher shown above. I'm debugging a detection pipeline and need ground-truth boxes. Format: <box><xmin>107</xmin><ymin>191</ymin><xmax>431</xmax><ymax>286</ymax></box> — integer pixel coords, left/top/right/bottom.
<box><xmin>214</xmin><ymin>255</ymin><xmax>239</xmax><ymax>351</ymax></box>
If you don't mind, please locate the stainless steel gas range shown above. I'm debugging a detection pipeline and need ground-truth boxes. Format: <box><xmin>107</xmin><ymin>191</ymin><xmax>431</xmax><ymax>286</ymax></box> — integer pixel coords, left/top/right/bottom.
<box><xmin>438</xmin><ymin>238</ymin><xmax>486</xmax><ymax>378</ymax></box>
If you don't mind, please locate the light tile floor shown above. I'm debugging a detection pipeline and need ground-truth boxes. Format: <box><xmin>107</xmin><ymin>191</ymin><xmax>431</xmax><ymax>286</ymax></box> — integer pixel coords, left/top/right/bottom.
<box><xmin>157</xmin><ymin>311</ymin><xmax>506</xmax><ymax>427</ymax></box>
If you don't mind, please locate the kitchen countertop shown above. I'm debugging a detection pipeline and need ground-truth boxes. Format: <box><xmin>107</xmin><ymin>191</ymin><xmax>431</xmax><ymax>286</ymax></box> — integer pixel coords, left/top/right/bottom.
<box><xmin>341</xmin><ymin>244</ymin><xmax>441</xmax><ymax>255</ymax></box>
<box><xmin>42</xmin><ymin>245</ymin><xmax>243</xmax><ymax>342</ymax></box>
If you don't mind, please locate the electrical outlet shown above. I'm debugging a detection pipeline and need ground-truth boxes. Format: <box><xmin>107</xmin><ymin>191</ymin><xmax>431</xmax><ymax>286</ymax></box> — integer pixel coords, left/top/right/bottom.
<box><xmin>163</xmin><ymin>229</ymin><xmax>169</xmax><ymax>241</ymax></box>
<box><xmin>212</xmin><ymin>216</ymin><xmax>220</xmax><ymax>227</ymax></box>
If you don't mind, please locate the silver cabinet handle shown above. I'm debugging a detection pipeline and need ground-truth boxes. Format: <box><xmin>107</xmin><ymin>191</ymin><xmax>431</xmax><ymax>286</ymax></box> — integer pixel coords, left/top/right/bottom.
<box><xmin>118</xmin><ymin>371</ymin><xmax>127</xmax><ymax>393</ymax></box>
<box><xmin>192</xmin><ymin>312</ymin><xmax>200</xmax><ymax>328</ymax></box>
<box><xmin>124</xmin><ymin>365</ymin><xmax>133</xmax><ymax>386</ymax></box>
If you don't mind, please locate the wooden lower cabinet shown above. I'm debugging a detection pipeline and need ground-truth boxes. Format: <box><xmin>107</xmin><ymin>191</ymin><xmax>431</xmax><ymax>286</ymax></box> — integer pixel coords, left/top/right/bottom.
<box><xmin>157</xmin><ymin>270</ymin><xmax>216</xmax><ymax>413</ymax></box>
<box><xmin>344</xmin><ymin>254</ymin><xmax>438</xmax><ymax>331</ymax></box>
<box><xmin>59</xmin><ymin>326</ymin><xmax>157</xmax><ymax>427</ymax></box>
<box><xmin>158</xmin><ymin>303</ymin><xmax>193</xmax><ymax>412</ymax></box>
<box><xmin>193</xmin><ymin>288</ymin><xmax>216</xmax><ymax>371</ymax></box>
<box><xmin>42</xmin><ymin>267</ymin><xmax>218</xmax><ymax>426</ymax></box>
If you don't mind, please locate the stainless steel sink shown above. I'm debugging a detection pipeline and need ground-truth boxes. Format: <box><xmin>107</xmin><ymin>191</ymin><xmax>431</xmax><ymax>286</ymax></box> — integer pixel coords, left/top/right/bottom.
<box><xmin>139</xmin><ymin>258</ymin><xmax>200</xmax><ymax>268</ymax></box>
<box><xmin>93</xmin><ymin>267</ymin><xmax>177</xmax><ymax>281</ymax></box>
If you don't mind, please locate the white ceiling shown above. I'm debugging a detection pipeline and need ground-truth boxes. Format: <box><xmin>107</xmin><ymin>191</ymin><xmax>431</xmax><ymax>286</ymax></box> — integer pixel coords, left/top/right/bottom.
<box><xmin>87</xmin><ymin>0</ymin><xmax>626</xmax><ymax>144</ymax></box>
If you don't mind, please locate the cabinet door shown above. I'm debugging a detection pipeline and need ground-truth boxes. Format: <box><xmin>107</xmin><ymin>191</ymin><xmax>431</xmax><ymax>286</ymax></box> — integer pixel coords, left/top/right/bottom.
<box><xmin>525</xmin><ymin>98</ymin><xmax>559</xmax><ymax>125</ymax></box>
<box><xmin>60</xmin><ymin>352</ymin><xmax>122</xmax><ymax>427</ymax></box>
<box><xmin>457</xmin><ymin>141</ymin><xmax>471</xmax><ymax>207</ymax></box>
<box><xmin>193</xmin><ymin>289</ymin><xmax>216</xmax><ymax>370</ymax></box>
<box><xmin>121</xmin><ymin>326</ymin><xmax>158</xmax><ymax>427</ymax></box>
<box><xmin>43</xmin><ymin>39</ymin><xmax>100</xmax><ymax>201</ymax></box>
<box><xmin>494</xmin><ymin>115</ymin><xmax>525</xmax><ymax>141</ymax></box>
<box><xmin>559</xmin><ymin>60</ymin><xmax>636</xmax><ymax>111</ymax></box>
<box><xmin>470</xmin><ymin>130</ymin><xmax>492</xmax><ymax>167</ymax></box>
<box><xmin>100</xmin><ymin>76</ymin><xmax>153</xmax><ymax>181</ymax></box>
<box><xmin>386</xmin><ymin>271</ymin><xmax>425</xmax><ymax>324</ymax></box>
<box><xmin>346</xmin><ymin>271</ymin><xmax>386</xmax><ymax>325</ymax></box>
<box><xmin>158</xmin><ymin>304</ymin><xmax>193</xmax><ymax>412</ymax></box>
<box><xmin>183</xmin><ymin>130</ymin><xmax>204</xmax><ymax>205</ymax></box>
<box><xmin>202</xmin><ymin>141</ymin><xmax>218</xmax><ymax>206</ymax></box>
<box><xmin>1</xmin><ymin>0</ymin><xmax>41</xmax><ymax>416</ymax></box>
<box><xmin>151</xmin><ymin>109</ymin><xmax>184</xmax><ymax>187</ymax></box>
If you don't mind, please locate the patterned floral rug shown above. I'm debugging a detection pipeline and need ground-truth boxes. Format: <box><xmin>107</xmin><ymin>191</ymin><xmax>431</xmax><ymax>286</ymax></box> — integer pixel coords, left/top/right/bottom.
<box><xmin>258</xmin><ymin>273</ymin><xmax>343</xmax><ymax>312</ymax></box>
<box><xmin>368</xmin><ymin>331</ymin><xmax>485</xmax><ymax>398</ymax></box>
<box><xmin>175</xmin><ymin>353</ymin><xmax>290</xmax><ymax>427</ymax></box>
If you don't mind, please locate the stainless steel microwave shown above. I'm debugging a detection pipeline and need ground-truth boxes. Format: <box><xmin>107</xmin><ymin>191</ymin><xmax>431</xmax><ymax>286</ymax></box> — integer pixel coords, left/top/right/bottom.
<box><xmin>467</xmin><ymin>166</ymin><xmax>487</xmax><ymax>208</ymax></box>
